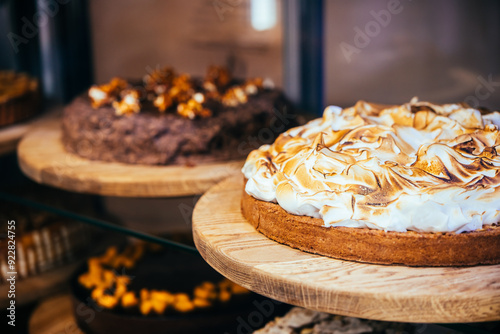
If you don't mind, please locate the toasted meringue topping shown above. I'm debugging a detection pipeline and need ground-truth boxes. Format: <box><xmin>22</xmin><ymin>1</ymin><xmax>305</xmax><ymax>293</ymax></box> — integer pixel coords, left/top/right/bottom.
<box><xmin>243</xmin><ymin>99</ymin><xmax>500</xmax><ymax>233</ymax></box>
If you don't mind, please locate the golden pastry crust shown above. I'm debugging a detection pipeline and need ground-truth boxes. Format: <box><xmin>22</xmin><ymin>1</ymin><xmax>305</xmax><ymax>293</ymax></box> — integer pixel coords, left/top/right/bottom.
<box><xmin>241</xmin><ymin>183</ymin><xmax>500</xmax><ymax>267</ymax></box>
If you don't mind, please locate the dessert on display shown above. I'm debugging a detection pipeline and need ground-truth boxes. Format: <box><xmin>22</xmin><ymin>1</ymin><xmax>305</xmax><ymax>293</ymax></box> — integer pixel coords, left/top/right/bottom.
<box><xmin>77</xmin><ymin>244</ymin><xmax>249</xmax><ymax>316</ymax></box>
<box><xmin>62</xmin><ymin>66</ymin><xmax>295</xmax><ymax>165</ymax></box>
<box><xmin>242</xmin><ymin>98</ymin><xmax>500</xmax><ymax>266</ymax></box>
<box><xmin>0</xmin><ymin>185</ymin><xmax>103</xmax><ymax>308</ymax></box>
<box><xmin>0</xmin><ymin>207</ymin><xmax>92</xmax><ymax>284</ymax></box>
<box><xmin>71</xmin><ymin>242</ymin><xmax>286</xmax><ymax>334</ymax></box>
<box><xmin>0</xmin><ymin>71</ymin><xmax>40</xmax><ymax>127</ymax></box>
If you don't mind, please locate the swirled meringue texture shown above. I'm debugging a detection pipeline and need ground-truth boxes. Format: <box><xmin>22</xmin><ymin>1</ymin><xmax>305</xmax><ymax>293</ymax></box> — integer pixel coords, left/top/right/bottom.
<box><xmin>243</xmin><ymin>98</ymin><xmax>500</xmax><ymax>233</ymax></box>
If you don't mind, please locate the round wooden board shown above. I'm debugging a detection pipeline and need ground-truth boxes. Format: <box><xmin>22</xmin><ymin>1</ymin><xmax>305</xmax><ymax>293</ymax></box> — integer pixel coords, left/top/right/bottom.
<box><xmin>192</xmin><ymin>176</ymin><xmax>500</xmax><ymax>323</ymax></box>
<box><xmin>0</xmin><ymin>118</ymin><xmax>36</xmax><ymax>155</ymax></box>
<box><xmin>17</xmin><ymin>118</ymin><xmax>244</xmax><ymax>197</ymax></box>
<box><xmin>29</xmin><ymin>293</ymin><xmax>84</xmax><ymax>334</ymax></box>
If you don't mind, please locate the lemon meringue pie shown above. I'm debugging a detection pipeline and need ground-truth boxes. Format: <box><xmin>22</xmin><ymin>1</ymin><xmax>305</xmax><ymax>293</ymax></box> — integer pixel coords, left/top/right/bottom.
<box><xmin>241</xmin><ymin>98</ymin><xmax>500</xmax><ymax>266</ymax></box>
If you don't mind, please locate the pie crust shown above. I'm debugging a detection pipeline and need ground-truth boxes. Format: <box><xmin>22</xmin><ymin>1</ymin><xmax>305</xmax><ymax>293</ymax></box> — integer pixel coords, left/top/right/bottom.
<box><xmin>241</xmin><ymin>182</ymin><xmax>500</xmax><ymax>266</ymax></box>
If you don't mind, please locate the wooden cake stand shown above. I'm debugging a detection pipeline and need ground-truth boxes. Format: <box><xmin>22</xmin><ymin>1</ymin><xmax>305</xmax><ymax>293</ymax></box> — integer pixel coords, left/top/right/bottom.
<box><xmin>17</xmin><ymin>118</ymin><xmax>244</xmax><ymax>197</ymax></box>
<box><xmin>0</xmin><ymin>117</ymin><xmax>39</xmax><ymax>155</ymax></box>
<box><xmin>29</xmin><ymin>293</ymin><xmax>83</xmax><ymax>334</ymax></box>
<box><xmin>192</xmin><ymin>176</ymin><xmax>500</xmax><ymax>323</ymax></box>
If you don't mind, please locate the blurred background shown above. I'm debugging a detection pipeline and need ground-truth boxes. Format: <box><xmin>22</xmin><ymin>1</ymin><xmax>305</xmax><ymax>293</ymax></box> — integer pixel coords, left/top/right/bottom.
<box><xmin>1</xmin><ymin>1</ymin><xmax>499</xmax><ymax>333</ymax></box>
<box><xmin>1</xmin><ymin>0</ymin><xmax>499</xmax><ymax>113</ymax></box>
<box><xmin>324</xmin><ymin>0</ymin><xmax>500</xmax><ymax>109</ymax></box>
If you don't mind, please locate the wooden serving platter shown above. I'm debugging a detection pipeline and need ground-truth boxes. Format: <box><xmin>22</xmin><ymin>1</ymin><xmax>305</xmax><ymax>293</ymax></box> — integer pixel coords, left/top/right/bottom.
<box><xmin>17</xmin><ymin>118</ymin><xmax>244</xmax><ymax>197</ymax></box>
<box><xmin>29</xmin><ymin>293</ymin><xmax>84</xmax><ymax>334</ymax></box>
<box><xmin>192</xmin><ymin>176</ymin><xmax>500</xmax><ymax>323</ymax></box>
<box><xmin>0</xmin><ymin>109</ymin><xmax>60</xmax><ymax>156</ymax></box>
<box><xmin>0</xmin><ymin>117</ymin><xmax>37</xmax><ymax>155</ymax></box>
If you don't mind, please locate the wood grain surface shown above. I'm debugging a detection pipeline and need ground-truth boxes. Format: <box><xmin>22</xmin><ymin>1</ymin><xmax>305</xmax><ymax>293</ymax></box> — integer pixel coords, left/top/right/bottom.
<box><xmin>29</xmin><ymin>293</ymin><xmax>83</xmax><ymax>334</ymax></box>
<box><xmin>17</xmin><ymin>118</ymin><xmax>244</xmax><ymax>197</ymax></box>
<box><xmin>0</xmin><ymin>117</ymin><xmax>40</xmax><ymax>156</ymax></box>
<box><xmin>192</xmin><ymin>176</ymin><xmax>500</xmax><ymax>323</ymax></box>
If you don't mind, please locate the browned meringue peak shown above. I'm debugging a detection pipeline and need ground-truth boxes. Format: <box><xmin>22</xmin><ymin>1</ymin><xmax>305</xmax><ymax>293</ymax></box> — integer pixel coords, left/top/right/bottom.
<box><xmin>243</xmin><ymin>99</ymin><xmax>500</xmax><ymax>233</ymax></box>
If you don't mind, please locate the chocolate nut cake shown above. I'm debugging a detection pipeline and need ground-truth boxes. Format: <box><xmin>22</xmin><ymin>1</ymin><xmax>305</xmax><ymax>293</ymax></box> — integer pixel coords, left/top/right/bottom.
<box><xmin>62</xmin><ymin>66</ymin><xmax>295</xmax><ymax>165</ymax></box>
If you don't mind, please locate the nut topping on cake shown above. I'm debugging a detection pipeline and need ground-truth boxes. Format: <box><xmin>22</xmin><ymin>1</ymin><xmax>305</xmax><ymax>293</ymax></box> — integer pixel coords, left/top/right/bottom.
<box><xmin>222</xmin><ymin>79</ymin><xmax>264</xmax><ymax>106</ymax></box>
<box><xmin>87</xmin><ymin>65</ymin><xmax>268</xmax><ymax>119</ymax></box>
<box><xmin>222</xmin><ymin>86</ymin><xmax>248</xmax><ymax>106</ymax></box>
<box><xmin>204</xmin><ymin>65</ymin><xmax>231</xmax><ymax>90</ymax></box>
<box><xmin>78</xmin><ymin>243</ymin><xmax>250</xmax><ymax>315</ymax></box>
<box><xmin>177</xmin><ymin>96</ymin><xmax>212</xmax><ymax>119</ymax></box>
<box><xmin>88</xmin><ymin>77</ymin><xmax>128</xmax><ymax>108</ymax></box>
<box><xmin>112</xmin><ymin>89</ymin><xmax>141</xmax><ymax>116</ymax></box>
<box><xmin>143</xmin><ymin>66</ymin><xmax>175</xmax><ymax>92</ymax></box>
<box><xmin>153</xmin><ymin>92</ymin><xmax>173</xmax><ymax>112</ymax></box>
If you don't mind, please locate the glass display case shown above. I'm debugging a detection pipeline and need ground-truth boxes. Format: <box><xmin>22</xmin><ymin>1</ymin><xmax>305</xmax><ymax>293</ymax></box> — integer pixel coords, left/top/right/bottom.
<box><xmin>1</xmin><ymin>0</ymin><xmax>499</xmax><ymax>333</ymax></box>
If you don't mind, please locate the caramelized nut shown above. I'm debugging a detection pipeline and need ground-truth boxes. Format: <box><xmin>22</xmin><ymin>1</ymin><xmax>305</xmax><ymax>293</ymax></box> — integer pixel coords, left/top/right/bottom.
<box><xmin>177</xmin><ymin>98</ymin><xmax>212</xmax><ymax>119</ymax></box>
<box><xmin>154</xmin><ymin>93</ymin><xmax>173</xmax><ymax>112</ymax></box>
<box><xmin>193</xmin><ymin>298</ymin><xmax>211</xmax><ymax>308</ymax></box>
<box><xmin>222</xmin><ymin>86</ymin><xmax>247</xmax><ymax>106</ymax></box>
<box><xmin>112</xmin><ymin>89</ymin><xmax>141</xmax><ymax>116</ymax></box>
<box><xmin>144</xmin><ymin>66</ymin><xmax>175</xmax><ymax>90</ymax></box>
<box><xmin>205</xmin><ymin>65</ymin><xmax>231</xmax><ymax>88</ymax></box>
<box><xmin>97</xmin><ymin>295</ymin><xmax>118</xmax><ymax>309</ymax></box>
<box><xmin>121</xmin><ymin>291</ymin><xmax>139</xmax><ymax>308</ymax></box>
<box><xmin>89</xmin><ymin>77</ymin><xmax>128</xmax><ymax>108</ymax></box>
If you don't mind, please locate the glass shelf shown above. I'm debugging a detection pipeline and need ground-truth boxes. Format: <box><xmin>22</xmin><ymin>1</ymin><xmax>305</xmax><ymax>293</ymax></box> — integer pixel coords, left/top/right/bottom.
<box><xmin>2</xmin><ymin>0</ymin><xmax>499</xmax><ymax>332</ymax></box>
<box><xmin>0</xmin><ymin>153</ymin><xmax>198</xmax><ymax>255</ymax></box>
